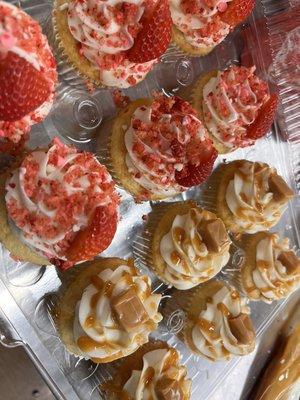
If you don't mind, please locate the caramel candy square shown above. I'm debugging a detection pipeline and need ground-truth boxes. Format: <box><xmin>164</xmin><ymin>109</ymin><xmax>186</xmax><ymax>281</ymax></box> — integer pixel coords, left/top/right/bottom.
<box><xmin>201</xmin><ymin>219</ymin><xmax>229</xmax><ymax>253</ymax></box>
<box><xmin>268</xmin><ymin>174</ymin><xmax>294</xmax><ymax>202</ymax></box>
<box><xmin>112</xmin><ymin>288</ymin><xmax>149</xmax><ymax>332</ymax></box>
<box><xmin>155</xmin><ymin>377</ymin><xmax>183</xmax><ymax>400</ymax></box>
<box><xmin>228</xmin><ymin>313</ymin><xmax>255</xmax><ymax>345</ymax></box>
<box><xmin>278</xmin><ymin>251</ymin><xmax>300</xmax><ymax>274</ymax></box>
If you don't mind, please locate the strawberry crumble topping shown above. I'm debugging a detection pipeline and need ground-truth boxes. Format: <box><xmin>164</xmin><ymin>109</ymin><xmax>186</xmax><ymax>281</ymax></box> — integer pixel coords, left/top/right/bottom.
<box><xmin>5</xmin><ymin>138</ymin><xmax>119</xmax><ymax>265</ymax></box>
<box><xmin>170</xmin><ymin>0</ymin><xmax>233</xmax><ymax>48</ymax></box>
<box><xmin>202</xmin><ymin>65</ymin><xmax>270</xmax><ymax>149</ymax></box>
<box><xmin>124</xmin><ymin>94</ymin><xmax>217</xmax><ymax>196</ymax></box>
<box><xmin>0</xmin><ymin>1</ymin><xmax>57</xmax><ymax>151</ymax></box>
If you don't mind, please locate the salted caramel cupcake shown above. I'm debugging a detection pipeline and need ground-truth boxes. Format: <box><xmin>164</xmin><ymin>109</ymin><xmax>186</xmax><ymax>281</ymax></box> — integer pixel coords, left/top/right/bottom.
<box><xmin>102</xmin><ymin>341</ymin><xmax>191</xmax><ymax>399</ymax></box>
<box><xmin>240</xmin><ymin>232</ymin><xmax>300</xmax><ymax>303</ymax></box>
<box><xmin>109</xmin><ymin>94</ymin><xmax>217</xmax><ymax>201</ymax></box>
<box><xmin>191</xmin><ymin>65</ymin><xmax>278</xmax><ymax>153</ymax></box>
<box><xmin>1</xmin><ymin>138</ymin><xmax>119</xmax><ymax>268</ymax></box>
<box><xmin>170</xmin><ymin>0</ymin><xmax>255</xmax><ymax>57</ymax></box>
<box><xmin>139</xmin><ymin>201</ymin><xmax>231</xmax><ymax>290</ymax></box>
<box><xmin>183</xmin><ymin>280</ymin><xmax>256</xmax><ymax>361</ymax></box>
<box><xmin>58</xmin><ymin>258</ymin><xmax>163</xmax><ymax>363</ymax></box>
<box><xmin>214</xmin><ymin>160</ymin><xmax>294</xmax><ymax>234</ymax></box>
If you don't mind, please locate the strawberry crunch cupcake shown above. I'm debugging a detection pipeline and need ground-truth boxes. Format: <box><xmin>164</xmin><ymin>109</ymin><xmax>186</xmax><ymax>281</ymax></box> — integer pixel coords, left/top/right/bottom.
<box><xmin>109</xmin><ymin>94</ymin><xmax>218</xmax><ymax>200</ymax></box>
<box><xmin>191</xmin><ymin>65</ymin><xmax>279</xmax><ymax>153</ymax></box>
<box><xmin>53</xmin><ymin>0</ymin><xmax>172</xmax><ymax>88</ymax></box>
<box><xmin>1</xmin><ymin>138</ymin><xmax>119</xmax><ymax>268</ymax></box>
<box><xmin>0</xmin><ymin>1</ymin><xmax>57</xmax><ymax>155</ymax></box>
<box><xmin>170</xmin><ymin>0</ymin><xmax>255</xmax><ymax>56</ymax></box>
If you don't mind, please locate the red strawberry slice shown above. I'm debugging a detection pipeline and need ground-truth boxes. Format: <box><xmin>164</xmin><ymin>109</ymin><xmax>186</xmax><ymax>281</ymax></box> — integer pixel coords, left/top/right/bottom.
<box><xmin>0</xmin><ymin>51</ymin><xmax>51</xmax><ymax>122</ymax></box>
<box><xmin>175</xmin><ymin>147</ymin><xmax>218</xmax><ymax>188</ymax></box>
<box><xmin>171</xmin><ymin>139</ymin><xmax>185</xmax><ymax>159</ymax></box>
<box><xmin>128</xmin><ymin>0</ymin><xmax>172</xmax><ymax>63</ymax></box>
<box><xmin>65</xmin><ymin>206</ymin><xmax>118</xmax><ymax>263</ymax></box>
<box><xmin>220</xmin><ymin>0</ymin><xmax>255</xmax><ymax>27</ymax></box>
<box><xmin>246</xmin><ymin>94</ymin><xmax>279</xmax><ymax>140</ymax></box>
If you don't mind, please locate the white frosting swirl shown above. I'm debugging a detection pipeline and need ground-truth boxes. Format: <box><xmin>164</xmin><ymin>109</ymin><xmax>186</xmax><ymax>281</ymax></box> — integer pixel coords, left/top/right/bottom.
<box><xmin>73</xmin><ymin>264</ymin><xmax>162</xmax><ymax>360</ymax></box>
<box><xmin>252</xmin><ymin>235</ymin><xmax>300</xmax><ymax>302</ymax></box>
<box><xmin>67</xmin><ymin>0</ymin><xmax>155</xmax><ymax>87</ymax></box>
<box><xmin>170</xmin><ymin>0</ymin><xmax>232</xmax><ymax>48</ymax></box>
<box><xmin>225</xmin><ymin>161</ymin><xmax>289</xmax><ymax>233</ymax></box>
<box><xmin>5</xmin><ymin>140</ymin><xmax>116</xmax><ymax>259</ymax></box>
<box><xmin>160</xmin><ymin>208</ymin><xmax>231</xmax><ymax>290</ymax></box>
<box><xmin>123</xmin><ymin>348</ymin><xmax>191</xmax><ymax>400</ymax></box>
<box><xmin>124</xmin><ymin>103</ymin><xmax>208</xmax><ymax>196</ymax></box>
<box><xmin>202</xmin><ymin>66</ymin><xmax>269</xmax><ymax>149</ymax></box>
<box><xmin>191</xmin><ymin>285</ymin><xmax>255</xmax><ymax>360</ymax></box>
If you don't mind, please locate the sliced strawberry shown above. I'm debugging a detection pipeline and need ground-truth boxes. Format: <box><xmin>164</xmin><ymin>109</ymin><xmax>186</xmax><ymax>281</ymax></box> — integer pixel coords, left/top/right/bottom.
<box><xmin>0</xmin><ymin>51</ymin><xmax>51</xmax><ymax>122</ymax></box>
<box><xmin>175</xmin><ymin>146</ymin><xmax>218</xmax><ymax>188</ymax></box>
<box><xmin>246</xmin><ymin>94</ymin><xmax>279</xmax><ymax>140</ymax></box>
<box><xmin>171</xmin><ymin>139</ymin><xmax>185</xmax><ymax>160</ymax></box>
<box><xmin>220</xmin><ymin>0</ymin><xmax>255</xmax><ymax>28</ymax></box>
<box><xmin>65</xmin><ymin>206</ymin><xmax>118</xmax><ymax>263</ymax></box>
<box><xmin>128</xmin><ymin>0</ymin><xmax>172</xmax><ymax>63</ymax></box>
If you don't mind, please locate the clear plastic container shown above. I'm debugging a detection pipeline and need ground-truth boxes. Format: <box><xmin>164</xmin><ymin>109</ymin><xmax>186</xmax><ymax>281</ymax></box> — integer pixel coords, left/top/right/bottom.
<box><xmin>0</xmin><ymin>1</ymin><xmax>299</xmax><ymax>399</ymax></box>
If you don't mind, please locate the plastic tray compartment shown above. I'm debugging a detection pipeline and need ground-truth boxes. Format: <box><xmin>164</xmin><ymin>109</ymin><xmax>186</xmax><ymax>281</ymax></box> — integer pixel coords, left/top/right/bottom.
<box><xmin>0</xmin><ymin>1</ymin><xmax>299</xmax><ymax>400</ymax></box>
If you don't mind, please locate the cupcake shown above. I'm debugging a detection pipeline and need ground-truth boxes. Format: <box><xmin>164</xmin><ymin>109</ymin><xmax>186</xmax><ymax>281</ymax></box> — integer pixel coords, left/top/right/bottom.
<box><xmin>0</xmin><ymin>1</ymin><xmax>57</xmax><ymax>155</ymax></box>
<box><xmin>1</xmin><ymin>138</ymin><xmax>119</xmax><ymax>268</ymax></box>
<box><xmin>136</xmin><ymin>200</ymin><xmax>231</xmax><ymax>290</ymax></box>
<box><xmin>182</xmin><ymin>280</ymin><xmax>256</xmax><ymax>361</ymax></box>
<box><xmin>191</xmin><ymin>65</ymin><xmax>279</xmax><ymax>153</ymax></box>
<box><xmin>53</xmin><ymin>0</ymin><xmax>172</xmax><ymax>88</ymax></box>
<box><xmin>214</xmin><ymin>160</ymin><xmax>294</xmax><ymax>234</ymax></box>
<box><xmin>109</xmin><ymin>94</ymin><xmax>217</xmax><ymax>201</ymax></box>
<box><xmin>240</xmin><ymin>232</ymin><xmax>300</xmax><ymax>303</ymax></box>
<box><xmin>57</xmin><ymin>258</ymin><xmax>163</xmax><ymax>363</ymax></box>
<box><xmin>102</xmin><ymin>341</ymin><xmax>191</xmax><ymax>399</ymax></box>
<box><xmin>170</xmin><ymin>0</ymin><xmax>255</xmax><ymax>56</ymax></box>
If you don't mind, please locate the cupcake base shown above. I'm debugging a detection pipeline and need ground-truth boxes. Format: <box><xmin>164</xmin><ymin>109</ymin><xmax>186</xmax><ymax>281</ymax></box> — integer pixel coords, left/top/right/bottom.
<box><xmin>172</xmin><ymin>26</ymin><xmax>215</xmax><ymax>57</ymax></box>
<box><xmin>190</xmin><ymin>70</ymin><xmax>231</xmax><ymax>154</ymax></box>
<box><xmin>0</xmin><ymin>169</ymin><xmax>49</xmax><ymax>266</ymax></box>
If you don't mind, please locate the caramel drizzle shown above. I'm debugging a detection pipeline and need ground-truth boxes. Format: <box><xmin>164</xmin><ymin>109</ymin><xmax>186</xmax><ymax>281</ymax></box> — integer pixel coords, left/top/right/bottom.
<box><xmin>217</xmin><ymin>303</ymin><xmax>232</xmax><ymax>318</ymax></box>
<box><xmin>84</xmin><ymin>270</ymin><xmax>144</xmax><ymax>347</ymax></box>
<box><xmin>162</xmin><ymin>349</ymin><xmax>178</xmax><ymax>373</ymax></box>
